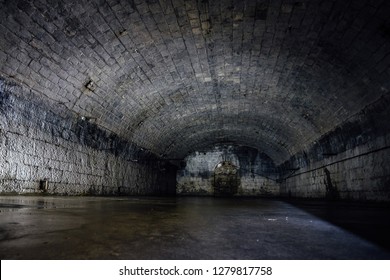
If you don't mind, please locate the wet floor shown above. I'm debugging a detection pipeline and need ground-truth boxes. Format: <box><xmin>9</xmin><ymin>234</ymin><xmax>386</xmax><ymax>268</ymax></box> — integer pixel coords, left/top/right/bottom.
<box><xmin>0</xmin><ymin>196</ymin><xmax>389</xmax><ymax>259</ymax></box>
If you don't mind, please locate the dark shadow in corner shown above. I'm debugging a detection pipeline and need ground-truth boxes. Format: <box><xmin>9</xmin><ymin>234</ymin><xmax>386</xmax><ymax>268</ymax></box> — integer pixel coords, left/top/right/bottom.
<box><xmin>283</xmin><ymin>198</ymin><xmax>390</xmax><ymax>252</ymax></box>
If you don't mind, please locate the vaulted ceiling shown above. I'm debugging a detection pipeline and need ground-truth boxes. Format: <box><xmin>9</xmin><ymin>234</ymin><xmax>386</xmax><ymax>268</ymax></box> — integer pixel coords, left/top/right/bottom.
<box><xmin>1</xmin><ymin>0</ymin><xmax>389</xmax><ymax>164</ymax></box>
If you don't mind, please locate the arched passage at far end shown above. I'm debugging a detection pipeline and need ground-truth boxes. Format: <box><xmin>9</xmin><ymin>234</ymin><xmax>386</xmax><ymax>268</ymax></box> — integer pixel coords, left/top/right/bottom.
<box><xmin>213</xmin><ymin>161</ymin><xmax>239</xmax><ymax>196</ymax></box>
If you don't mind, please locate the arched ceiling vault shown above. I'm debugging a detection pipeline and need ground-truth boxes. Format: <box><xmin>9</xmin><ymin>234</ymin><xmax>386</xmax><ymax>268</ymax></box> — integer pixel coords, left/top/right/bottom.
<box><xmin>159</xmin><ymin>126</ymin><xmax>292</xmax><ymax>164</ymax></box>
<box><xmin>1</xmin><ymin>0</ymin><xmax>389</xmax><ymax>164</ymax></box>
<box><xmin>132</xmin><ymin>109</ymin><xmax>304</xmax><ymax>163</ymax></box>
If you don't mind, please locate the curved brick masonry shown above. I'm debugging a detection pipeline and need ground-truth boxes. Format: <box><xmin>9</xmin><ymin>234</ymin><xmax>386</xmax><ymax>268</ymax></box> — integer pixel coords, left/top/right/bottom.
<box><xmin>177</xmin><ymin>94</ymin><xmax>390</xmax><ymax>201</ymax></box>
<box><xmin>0</xmin><ymin>77</ymin><xmax>176</xmax><ymax>195</ymax></box>
<box><xmin>0</xmin><ymin>0</ymin><xmax>389</xmax><ymax>202</ymax></box>
<box><xmin>1</xmin><ymin>74</ymin><xmax>389</xmax><ymax>201</ymax></box>
<box><xmin>279</xmin><ymin>95</ymin><xmax>390</xmax><ymax>202</ymax></box>
<box><xmin>1</xmin><ymin>0</ymin><xmax>389</xmax><ymax>165</ymax></box>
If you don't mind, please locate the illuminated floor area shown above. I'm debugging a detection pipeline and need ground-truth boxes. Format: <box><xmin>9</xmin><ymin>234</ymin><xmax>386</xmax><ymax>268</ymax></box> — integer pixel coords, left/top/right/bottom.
<box><xmin>0</xmin><ymin>196</ymin><xmax>389</xmax><ymax>259</ymax></box>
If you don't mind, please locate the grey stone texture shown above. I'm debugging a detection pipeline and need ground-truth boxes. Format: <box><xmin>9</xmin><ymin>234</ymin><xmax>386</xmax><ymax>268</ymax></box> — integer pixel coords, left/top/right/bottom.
<box><xmin>0</xmin><ymin>78</ymin><xmax>176</xmax><ymax>195</ymax></box>
<box><xmin>0</xmin><ymin>0</ymin><xmax>389</xmax><ymax>201</ymax></box>
<box><xmin>279</xmin><ymin>95</ymin><xmax>390</xmax><ymax>202</ymax></box>
<box><xmin>177</xmin><ymin>145</ymin><xmax>279</xmax><ymax>196</ymax></box>
<box><xmin>1</xmin><ymin>0</ymin><xmax>389</xmax><ymax>165</ymax></box>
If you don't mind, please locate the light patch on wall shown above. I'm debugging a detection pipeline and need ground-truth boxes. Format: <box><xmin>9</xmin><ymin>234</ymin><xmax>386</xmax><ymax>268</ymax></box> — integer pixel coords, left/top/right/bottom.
<box><xmin>85</xmin><ymin>80</ymin><xmax>96</xmax><ymax>91</ymax></box>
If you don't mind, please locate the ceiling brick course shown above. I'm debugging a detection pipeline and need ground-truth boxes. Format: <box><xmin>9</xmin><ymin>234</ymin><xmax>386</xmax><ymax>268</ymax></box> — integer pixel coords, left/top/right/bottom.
<box><xmin>1</xmin><ymin>0</ymin><xmax>389</xmax><ymax>164</ymax></box>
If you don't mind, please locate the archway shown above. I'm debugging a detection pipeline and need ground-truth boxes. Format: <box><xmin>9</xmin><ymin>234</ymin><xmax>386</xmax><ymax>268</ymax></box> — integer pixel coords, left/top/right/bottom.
<box><xmin>213</xmin><ymin>161</ymin><xmax>239</xmax><ymax>196</ymax></box>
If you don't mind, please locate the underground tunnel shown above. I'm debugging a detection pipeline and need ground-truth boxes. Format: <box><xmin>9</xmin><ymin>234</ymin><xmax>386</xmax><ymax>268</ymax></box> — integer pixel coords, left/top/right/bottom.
<box><xmin>0</xmin><ymin>0</ymin><xmax>390</xmax><ymax>259</ymax></box>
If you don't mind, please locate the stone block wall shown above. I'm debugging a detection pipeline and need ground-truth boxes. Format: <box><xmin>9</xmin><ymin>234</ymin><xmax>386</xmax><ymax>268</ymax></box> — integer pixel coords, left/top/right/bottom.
<box><xmin>0</xmin><ymin>77</ymin><xmax>176</xmax><ymax>195</ymax></box>
<box><xmin>2</xmin><ymin>72</ymin><xmax>388</xmax><ymax>201</ymax></box>
<box><xmin>176</xmin><ymin>145</ymin><xmax>280</xmax><ymax>196</ymax></box>
<box><xmin>281</xmin><ymin>142</ymin><xmax>390</xmax><ymax>201</ymax></box>
<box><xmin>279</xmin><ymin>95</ymin><xmax>390</xmax><ymax>202</ymax></box>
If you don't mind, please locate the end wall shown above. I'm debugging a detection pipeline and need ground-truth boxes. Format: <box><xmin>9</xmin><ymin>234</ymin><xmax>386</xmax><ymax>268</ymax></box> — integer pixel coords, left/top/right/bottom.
<box><xmin>177</xmin><ymin>145</ymin><xmax>280</xmax><ymax>196</ymax></box>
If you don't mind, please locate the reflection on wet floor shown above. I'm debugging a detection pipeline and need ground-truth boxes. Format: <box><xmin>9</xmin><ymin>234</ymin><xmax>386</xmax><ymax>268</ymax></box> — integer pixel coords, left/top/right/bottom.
<box><xmin>0</xmin><ymin>196</ymin><xmax>389</xmax><ymax>259</ymax></box>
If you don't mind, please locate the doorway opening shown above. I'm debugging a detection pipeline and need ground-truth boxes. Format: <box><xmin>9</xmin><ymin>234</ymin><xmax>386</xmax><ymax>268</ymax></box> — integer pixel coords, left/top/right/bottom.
<box><xmin>213</xmin><ymin>161</ymin><xmax>239</xmax><ymax>196</ymax></box>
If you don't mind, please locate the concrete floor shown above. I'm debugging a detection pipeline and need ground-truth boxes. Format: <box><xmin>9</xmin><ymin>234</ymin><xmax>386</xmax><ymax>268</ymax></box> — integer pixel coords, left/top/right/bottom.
<box><xmin>0</xmin><ymin>196</ymin><xmax>389</xmax><ymax>259</ymax></box>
